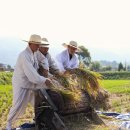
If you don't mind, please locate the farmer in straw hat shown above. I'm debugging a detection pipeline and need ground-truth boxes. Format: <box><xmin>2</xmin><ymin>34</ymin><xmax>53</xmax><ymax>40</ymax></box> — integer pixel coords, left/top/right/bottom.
<box><xmin>36</xmin><ymin>37</ymin><xmax>60</xmax><ymax>75</ymax></box>
<box><xmin>56</xmin><ymin>41</ymin><xmax>80</xmax><ymax>73</ymax></box>
<box><xmin>6</xmin><ymin>34</ymin><xmax>53</xmax><ymax>130</ymax></box>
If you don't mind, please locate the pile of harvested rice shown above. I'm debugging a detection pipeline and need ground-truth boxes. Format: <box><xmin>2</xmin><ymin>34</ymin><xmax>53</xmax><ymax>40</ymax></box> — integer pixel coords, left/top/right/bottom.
<box><xmin>39</xmin><ymin>67</ymin><xmax>110</xmax><ymax>110</ymax></box>
<box><xmin>53</xmin><ymin>68</ymin><xmax>110</xmax><ymax>110</ymax></box>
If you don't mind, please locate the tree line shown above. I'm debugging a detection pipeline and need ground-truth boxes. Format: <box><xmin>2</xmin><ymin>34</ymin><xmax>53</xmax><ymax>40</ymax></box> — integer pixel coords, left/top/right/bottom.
<box><xmin>77</xmin><ymin>46</ymin><xmax>130</xmax><ymax>72</ymax></box>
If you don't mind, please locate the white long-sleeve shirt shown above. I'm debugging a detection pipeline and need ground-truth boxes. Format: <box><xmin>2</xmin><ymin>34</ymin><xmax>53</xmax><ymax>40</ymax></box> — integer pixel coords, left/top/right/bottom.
<box><xmin>56</xmin><ymin>49</ymin><xmax>79</xmax><ymax>72</ymax></box>
<box><xmin>46</xmin><ymin>52</ymin><xmax>60</xmax><ymax>72</ymax></box>
<box><xmin>35</xmin><ymin>50</ymin><xmax>49</xmax><ymax>70</ymax></box>
<box><xmin>35</xmin><ymin>50</ymin><xmax>59</xmax><ymax>73</ymax></box>
<box><xmin>12</xmin><ymin>46</ymin><xmax>47</xmax><ymax>90</ymax></box>
<box><xmin>6</xmin><ymin>46</ymin><xmax>48</xmax><ymax>126</ymax></box>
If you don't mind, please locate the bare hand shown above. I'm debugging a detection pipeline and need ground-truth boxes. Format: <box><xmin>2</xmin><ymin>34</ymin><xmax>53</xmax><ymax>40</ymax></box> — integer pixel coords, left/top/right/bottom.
<box><xmin>58</xmin><ymin>72</ymin><xmax>64</xmax><ymax>76</ymax></box>
<box><xmin>64</xmin><ymin>70</ymin><xmax>69</xmax><ymax>75</ymax></box>
<box><xmin>45</xmin><ymin>79</ymin><xmax>53</xmax><ymax>88</ymax></box>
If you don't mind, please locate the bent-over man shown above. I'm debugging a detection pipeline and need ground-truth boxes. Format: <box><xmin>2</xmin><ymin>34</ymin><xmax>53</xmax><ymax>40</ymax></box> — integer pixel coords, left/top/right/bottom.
<box><xmin>36</xmin><ymin>37</ymin><xmax>60</xmax><ymax>75</ymax></box>
<box><xmin>56</xmin><ymin>41</ymin><xmax>80</xmax><ymax>73</ymax></box>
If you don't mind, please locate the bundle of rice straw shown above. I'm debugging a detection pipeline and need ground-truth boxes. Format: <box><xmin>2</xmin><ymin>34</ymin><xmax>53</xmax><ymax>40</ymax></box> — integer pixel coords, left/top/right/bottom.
<box><xmin>54</xmin><ymin>68</ymin><xmax>102</xmax><ymax>98</ymax></box>
<box><xmin>49</xmin><ymin>78</ymin><xmax>82</xmax><ymax>102</ymax></box>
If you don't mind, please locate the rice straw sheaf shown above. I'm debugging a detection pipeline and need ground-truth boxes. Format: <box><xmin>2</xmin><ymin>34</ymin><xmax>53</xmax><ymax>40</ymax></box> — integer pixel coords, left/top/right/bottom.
<box><xmin>55</xmin><ymin>68</ymin><xmax>103</xmax><ymax>96</ymax></box>
<box><xmin>39</xmin><ymin>66</ymin><xmax>103</xmax><ymax>102</ymax></box>
<box><xmin>49</xmin><ymin>81</ymin><xmax>82</xmax><ymax>102</ymax></box>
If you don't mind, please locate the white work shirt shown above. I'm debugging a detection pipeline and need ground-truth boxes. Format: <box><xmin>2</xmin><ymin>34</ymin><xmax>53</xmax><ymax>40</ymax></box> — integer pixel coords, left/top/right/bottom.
<box><xmin>56</xmin><ymin>49</ymin><xmax>79</xmax><ymax>72</ymax></box>
<box><xmin>12</xmin><ymin>46</ymin><xmax>47</xmax><ymax>91</ymax></box>
<box><xmin>6</xmin><ymin>46</ymin><xmax>49</xmax><ymax>126</ymax></box>
<box><xmin>46</xmin><ymin>53</ymin><xmax>59</xmax><ymax>72</ymax></box>
<box><xmin>36</xmin><ymin>50</ymin><xmax>59</xmax><ymax>73</ymax></box>
<box><xmin>35</xmin><ymin>50</ymin><xmax>49</xmax><ymax>70</ymax></box>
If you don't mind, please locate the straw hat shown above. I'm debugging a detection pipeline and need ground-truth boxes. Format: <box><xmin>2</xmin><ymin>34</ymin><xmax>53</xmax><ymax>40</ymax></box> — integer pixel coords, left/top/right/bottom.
<box><xmin>23</xmin><ymin>34</ymin><xmax>43</xmax><ymax>44</ymax></box>
<box><xmin>39</xmin><ymin>38</ymin><xmax>50</xmax><ymax>48</ymax></box>
<box><xmin>62</xmin><ymin>41</ymin><xmax>80</xmax><ymax>51</ymax></box>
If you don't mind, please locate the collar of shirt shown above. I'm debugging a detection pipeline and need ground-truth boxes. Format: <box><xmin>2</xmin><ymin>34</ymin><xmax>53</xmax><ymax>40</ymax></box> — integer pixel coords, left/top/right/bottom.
<box><xmin>26</xmin><ymin>45</ymin><xmax>38</xmax><ymax>69</ymax></box>
<box><xmin>26</xmin><ymin>45</ymin><xmax>33</xmax><ymax>55</ymax></box>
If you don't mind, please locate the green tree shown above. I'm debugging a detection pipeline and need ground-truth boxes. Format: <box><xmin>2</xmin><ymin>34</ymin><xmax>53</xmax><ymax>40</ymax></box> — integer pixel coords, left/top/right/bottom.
<box><xmin>118</xmin><ymin>62</ymin><xmax>124</xmax><ymax>71</ymax></box>
<box><xmin>90</xmin><ymin>61</ymin><xmax>101</xmax><ymax>72</ymax></box>
<box><xmin>7</xmin><ymin>65</ymin><xmax>11</xmax><ymax>70</ymax></box>
<box><xmin>123</xmin><ymin>62</ymin><xmax>127</xmax><ymax>71</ymax></box>
<box><xmin>127</xmin><ymin>65</ymin><xmax>130</xmax><ymax>71</ymax></box>
<box><xmin>77</xmin><ymin>46</ymin><xmax>91</xmax><ymax>66</ymax></box>
<box><xmin>101</xmin><ymin>66</ymin><xmax>112</xmax><ymax>71</ymax></box>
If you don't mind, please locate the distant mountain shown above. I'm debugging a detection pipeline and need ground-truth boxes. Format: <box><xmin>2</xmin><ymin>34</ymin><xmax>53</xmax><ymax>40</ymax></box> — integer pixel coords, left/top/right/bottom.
<box><xmin>88</xmin><ymin>47</ymin><xmax>130</xmax><ymax>68</ymax></box>
<box><xmin>0</xmin><ymin>37</ymin><xmax>129</xmax><ymax>68</ymax></box>
<box><xmin>98</xmin><ymin>60</ymin><xmax>119</xmax><ymax>69</ymax></box>
<box><xmin>89</xmin><ymin>48</ymin><xmax>121</xmax><ymax>63</ymax></box>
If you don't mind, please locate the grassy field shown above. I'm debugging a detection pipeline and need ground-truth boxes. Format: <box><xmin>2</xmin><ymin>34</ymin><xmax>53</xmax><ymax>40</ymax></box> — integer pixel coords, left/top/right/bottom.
<box><xmin>101</xmin><ymin>80</ymin><xmax>130</xmax><ymax>114</ymax></box>
<box><xmin>0</xmin><ymin>85</ymin><xmax>13</xmax><ymax>128</ymax></box>
<box><xmin>0</xmin><ymin>80</ymin><xmax>130</xmax><ymax>129</ymax></box>
<box><xmin>102</xmin><ymin>80</ymin><xmax>130</xmax><ymax>94</ymax></box>
<box><xmin>0</xmin><ymin>85</ymin><xmax>33</xmax><ymax>128</ymax></box>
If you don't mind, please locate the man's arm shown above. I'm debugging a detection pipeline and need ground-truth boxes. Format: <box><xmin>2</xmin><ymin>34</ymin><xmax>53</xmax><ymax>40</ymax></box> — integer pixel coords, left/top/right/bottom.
<box><xmin>21</xmin><ymin>54</ymin><xmax>50</xmax><ymax>86</ymax></box>
<box><xmin>47</xmin><ymin>53</ymin><xmax>60</xmax><ymax>74</ymax></box>
<box><xmin>55</xmin><ymin>53</ymin><xmax>66</xmax><ymax>73</ymax></box>
<box><xmin>71</xmin><ymin>55</ymin><xmax>79</xmax><ymax>69</ymax></box>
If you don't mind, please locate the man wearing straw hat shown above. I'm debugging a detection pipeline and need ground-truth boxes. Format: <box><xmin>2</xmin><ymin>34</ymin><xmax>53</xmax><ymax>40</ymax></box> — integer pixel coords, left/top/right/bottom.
<box><xmin>36</xmin><ymin>37</ymin><xmax>60</xmax><ymax>75</ymax></box>
<box><xmin>6</xmin><ymin>34</ymin><xmax>53</xmax><ymax>130</ymax></box>
<box><xmin>56</xmin><ymin>41</ymin><xmax>80</xmax><ymax>73</ymax></box>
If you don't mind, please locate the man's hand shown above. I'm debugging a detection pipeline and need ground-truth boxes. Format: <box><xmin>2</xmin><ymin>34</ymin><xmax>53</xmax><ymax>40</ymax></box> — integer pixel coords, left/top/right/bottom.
<box><xmin>45</xmin><ymin>79</ymin><xmax>53</xmax><ymax>88</ymax></box>
<box><xmin>57</xmin><ymin>72</ymin><xmax>64</xmax><ymax>76</ymax></box>
<box><xmin>64</xmin><ymin>68</ymin><xmax>73</xmax><ymax>75</ymax></box>
<box><xmin>64</xmin><ymin>70</ymin><xmax>70</xmax><ymax>75</ymax></box>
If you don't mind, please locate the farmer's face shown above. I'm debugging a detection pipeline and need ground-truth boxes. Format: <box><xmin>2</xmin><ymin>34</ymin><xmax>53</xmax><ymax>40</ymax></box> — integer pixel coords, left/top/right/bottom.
<box><xmin>29</xmin><ymin>43</ymin><xmax>39</xmax><ymax>53</ymax></box>
<box><xmin>68</xmin><ymin>46</ymin><xmax>77</xmax><ymax>55</ymax></box>
<box><xmin>39</xmin><ymin>47</ymin><xmax>49</xmax><ymax>55</ymax></box>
